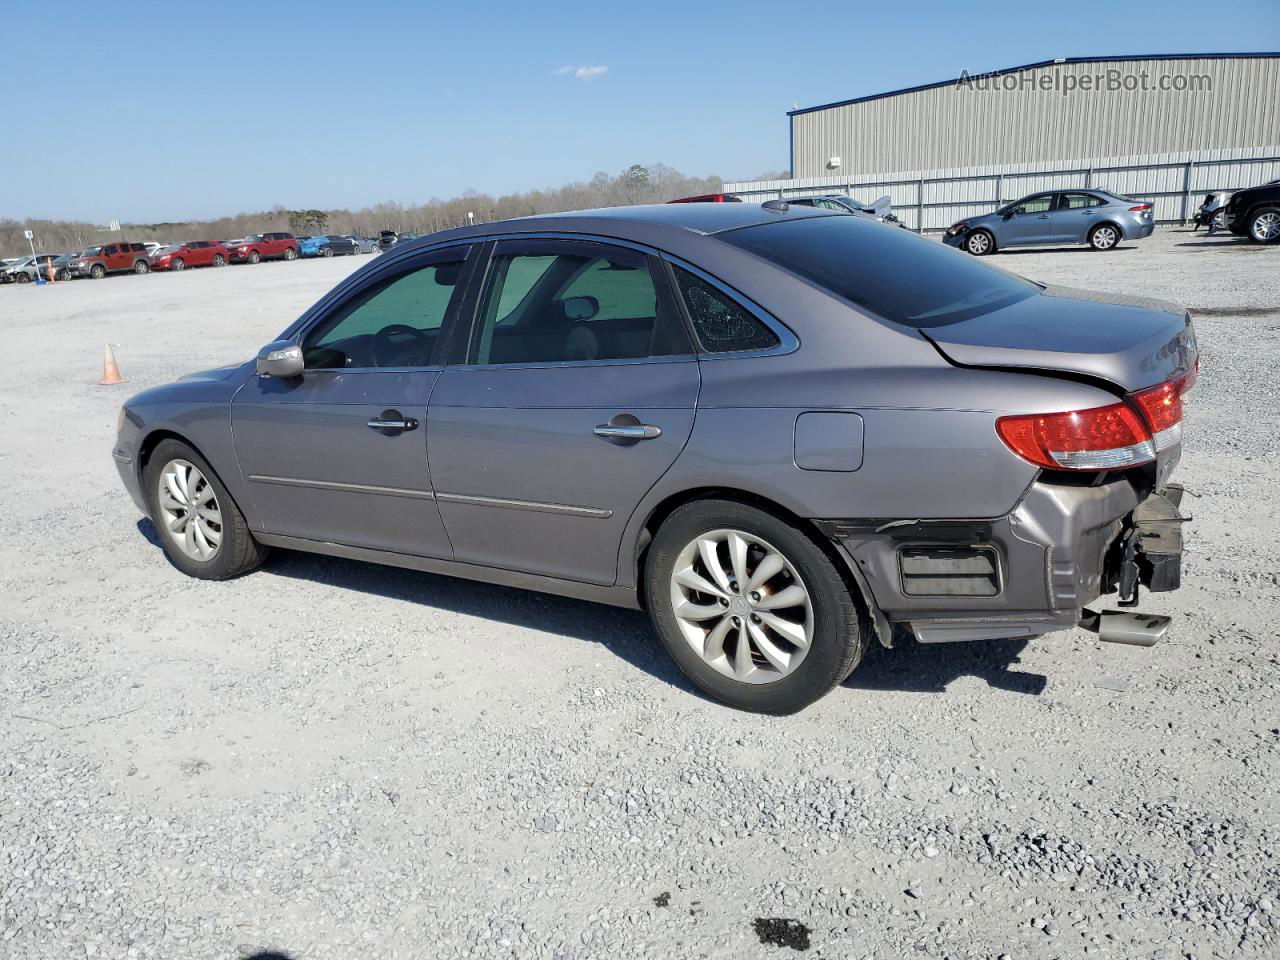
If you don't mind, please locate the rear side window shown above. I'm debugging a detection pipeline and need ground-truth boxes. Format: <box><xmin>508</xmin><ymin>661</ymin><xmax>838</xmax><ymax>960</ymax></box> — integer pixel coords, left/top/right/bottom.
<box><xmin>721</xmin><ymin>216</ymin><xmax>1037</xmax><ymax>328</ymax></box>
<box><xmin>672</xmin><ymin>266</ymin><xmax>779</xmax><ymax>353</ymax></box>
<box><xmin>1061</xmin><ymin>193</ymin><xmax>1105</xmax><ymax>209</ymax></box>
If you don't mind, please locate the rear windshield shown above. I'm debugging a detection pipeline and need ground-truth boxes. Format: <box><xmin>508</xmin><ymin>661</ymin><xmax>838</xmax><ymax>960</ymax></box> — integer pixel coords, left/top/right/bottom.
<box><xmin>721</xmin><ymin>216</ymin><xmax>1037</xmax><ymax>328</ymax></box>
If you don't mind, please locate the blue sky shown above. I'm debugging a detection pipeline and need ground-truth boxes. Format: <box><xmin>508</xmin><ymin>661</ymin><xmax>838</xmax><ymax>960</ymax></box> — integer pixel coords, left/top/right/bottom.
<box><xmin>2</xmin><ymin>0</ymin><xmax>1276</xmax><ymax>222</ymax></box>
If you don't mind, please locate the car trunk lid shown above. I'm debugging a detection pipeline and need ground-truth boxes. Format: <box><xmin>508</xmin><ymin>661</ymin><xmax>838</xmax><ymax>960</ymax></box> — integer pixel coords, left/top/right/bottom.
<box><xmin>922</xmin><ymin>284</ymin><xmax>1197</xmax><ymax>392</ymax></box>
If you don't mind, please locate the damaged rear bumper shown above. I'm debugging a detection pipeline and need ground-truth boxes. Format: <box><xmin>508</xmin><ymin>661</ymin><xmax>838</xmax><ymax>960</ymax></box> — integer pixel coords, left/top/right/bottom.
<box><xmin>817</xmin><ymin>479</ymin><xmax>1186</xmax><ymax>645</ymax></box>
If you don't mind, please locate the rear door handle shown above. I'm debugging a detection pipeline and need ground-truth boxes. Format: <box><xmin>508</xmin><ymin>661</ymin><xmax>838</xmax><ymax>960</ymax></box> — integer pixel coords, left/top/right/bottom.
<box><xmin>594</xmin><ymin>423</ymin><xmax>662</xmax><ymax>441</ymax></box>
<box><xmin>368</xmin><ymin>409</ymin><xmax>418</xmax><ymax>431</ymax></box>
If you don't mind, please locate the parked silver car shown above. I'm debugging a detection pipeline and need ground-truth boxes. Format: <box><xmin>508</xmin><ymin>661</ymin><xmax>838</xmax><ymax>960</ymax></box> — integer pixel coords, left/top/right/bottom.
<box><xmin>945</xmin><ymin>190</ymin><xmax>1155</xmax><ymax>255</ymax></box>
<box><xmin>113</xmin><ymin>203</ymin><xmax>1197</xmax><ymax>713</ymax></box>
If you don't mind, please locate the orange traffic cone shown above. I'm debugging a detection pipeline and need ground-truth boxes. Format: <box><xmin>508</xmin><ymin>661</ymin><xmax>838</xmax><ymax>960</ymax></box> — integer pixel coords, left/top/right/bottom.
<box><xmin>99</xmin><ymin>344</ymin><xmax>126</xmax><ymax>386</ymax></box>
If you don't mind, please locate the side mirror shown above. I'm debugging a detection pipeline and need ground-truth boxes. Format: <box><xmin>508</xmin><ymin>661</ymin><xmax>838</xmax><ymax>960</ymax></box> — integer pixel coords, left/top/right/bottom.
<box><xmin>256</xmin><ymin>340</ymin><xmax>304</xmax><ymax>378</ymax></box>
<box><xmin>1002</xmin><ymin>210</ymin><xmax>1016</xmax><ymax>219</ymax></box>
<box><xmin>561</xmin><ymin>295</ymin><xmax>599</xmax><ymax>321</ymax></box>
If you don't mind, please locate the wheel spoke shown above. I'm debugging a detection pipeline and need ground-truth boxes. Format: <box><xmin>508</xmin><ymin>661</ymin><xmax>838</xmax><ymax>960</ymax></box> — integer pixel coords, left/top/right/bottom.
<box><xmin>191</xmin><ymin>521</ymin><xmax>212</xmax><ymax>557</ymax></box>
<box><xmin>165</xmin><ymin>472</ymin><xmax>187</xmax><ymax>505</ymax></box>
<box><xmin>183</xmin><ymin>521</ymin><xmax>198</xmax><ymax>556</ymax></box>
<box><xmin>196</xmin><ymin>504</ymin><xmax>220</xmax><ymax>523</ymax></box>
<box><xmin>675</xmin><ymin>565</ymin><xmax>727</xmax><ymax>599</ymax></box>
<box><xmin>732</xmin><ymin>623</ymin><xmax>753</xmax><ymax>679</ymax></box>
<box><xmin>165</xmin><ymin>512</ymin><xmax>186</xmax><ymax>533</ymax></box>
<box><xmin>746</xmin><ymin>552</ymin><xmax>785</xmax><ymax>592</ymax></box>
<box><xmin>697</xmin><ymin>537</ymin><xmax>732</xmax><ymax>592</ymax></box>
<box><xmin>754</xmin><ymin>584</ymin><xmax>807</xmax><ymax>611</ymax></box>
<box><xmin>747</xmin><ymin>621</ymin><xmax>791</xmax><ymax>672</ymax></box>
<box><xmin>676</xmin><ymin>600</ymin><xmax>724</xmax><ymax>621</ymax></box>
<box><xmin>756</xmin><ymin>611</ymin><xmax>809</xmax><ymax>649</ymax></box>
<box><xmin>703</xmin><ymin>617</ymin><xmax>733</xmax><ymax>661</ymax></box>
<box><xmin>197</xmin><ymin>518</ymin><xmax>221</xmax><ymax>545</ymax></box>
<box><xmin>727</xmin><ymin>532</ymin><xmax>749</xmax><ymax>588</ymax></box>
<box><xmin>160</xmin><ymin>490</ymin><xmax>186</xmax><ymax>513</ymax></box>
<box><xmin>193</xmin><ymin>482</ymin><xmax>216</xmax><ymax>506</ymax></box>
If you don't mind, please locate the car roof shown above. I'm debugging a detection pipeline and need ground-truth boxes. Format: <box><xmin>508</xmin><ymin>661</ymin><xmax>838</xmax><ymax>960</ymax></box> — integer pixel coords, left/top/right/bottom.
<box><xmin>394</xmin><ymin>202</ymin><xmax>838</xmax><ymax>255</ymax></box>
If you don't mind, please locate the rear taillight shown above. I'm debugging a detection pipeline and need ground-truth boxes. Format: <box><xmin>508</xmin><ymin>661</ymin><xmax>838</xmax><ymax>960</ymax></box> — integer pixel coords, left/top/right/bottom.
<box><xmin>1130</xmin><ymin>367</ymin><xmax>1196</xmax><ymax>452</ymax></box>
<box><xmin>997</xmin><ymin>403</ymin><xmax>1154</xmax><ymax>470</ymax></box>
<box><xmin>997</xmin><ymin>369</ymin><xmax>1194</xmax><ymax>471</ymax></box>
<box><xmin>1130</xmin><ymin>204</ymin><xmax>1152</xmax><ymax>213</ymax></box>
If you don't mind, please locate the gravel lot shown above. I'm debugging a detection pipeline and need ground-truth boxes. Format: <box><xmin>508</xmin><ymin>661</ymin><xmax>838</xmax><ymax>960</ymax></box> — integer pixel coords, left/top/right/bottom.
<box><xmin>2</xmin><ymin>227</ymin><xmax>1278</xmax><ymax>960</ymax></box>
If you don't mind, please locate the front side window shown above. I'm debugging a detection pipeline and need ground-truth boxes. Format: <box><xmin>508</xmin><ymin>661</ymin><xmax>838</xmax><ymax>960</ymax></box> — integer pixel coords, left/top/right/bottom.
<box><xmin>472</xmin><ymin>242</ymin><xmax>689</xmax><ymax>365</ymax></box>
<box><xmin>672</xmin><ymin>266</ymin><xmax>780</xmax><ymax>353</ymax></box>
<box><xmin>721</xmin><ymin>215</ymin><xmax>1037</xmax><ymax>329</ymax></box>
<box><xmin>303</xmin><ymin>254</ymin><xmax>469</xmax><ymax>369</ymax></box>
<box><xmin>1010</xmin><ymin>195</ymin><xmax>1054</xmax><ymax>215</ymax></box>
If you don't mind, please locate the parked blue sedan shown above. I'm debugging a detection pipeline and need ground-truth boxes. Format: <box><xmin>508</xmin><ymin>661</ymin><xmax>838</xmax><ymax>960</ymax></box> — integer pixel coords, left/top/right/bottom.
<box><xmin>944</xmin><ymin>190</ymin><xmax>1154</xmax><ymax>255</ymax></box>
<box><xmin>298</xmin><ymin>235</ymin><xmax>358</xmax><ymax>258</ymax></box>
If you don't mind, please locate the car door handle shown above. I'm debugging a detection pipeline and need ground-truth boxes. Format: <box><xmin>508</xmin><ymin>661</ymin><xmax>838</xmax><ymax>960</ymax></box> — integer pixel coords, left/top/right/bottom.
<box><xmin>1038</xmin><ymin>214</ymin><xmax>1050</xmax><ymax>219</ymax></box>
<box><xmin>594</xmin><ymin>423</ymin><xmax>662</xmax><ymax>441</ymax></box>
<box><xmin>367</xmin><ymin>411</ymin><xmax>418</xmax><ymax>431</ymax></box>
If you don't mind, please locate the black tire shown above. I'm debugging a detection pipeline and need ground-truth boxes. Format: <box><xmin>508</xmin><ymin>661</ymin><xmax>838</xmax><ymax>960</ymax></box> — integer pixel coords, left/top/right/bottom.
<box><xmin>172</xmin><ymin>258</ymin><xmax>186</xmax><ymax>271</ymax></box>
<box><xmin>15</xmin><ymin>272</ymin><xmax>31</xmax><ymax>283</ymax></box>
<box><xmin>143</xmin><ymin>438</ymin><xmax>269</xmax><ymax>580</ymax></box>
<box><xmin>1088</xmin><ymin>223</ymin><xmax>1121</xmax><ymax>251</ymax></box>
<box><xmin>1246</xmin><ymin>206</ymin><xmax>1280</xmax><ymax>244</ymax></box>
<box><xmin>212</xmin><ymin>254</ymin><xmax>225</xmax><ymax>267</ymax></box>
<box><xmin>964</xmin><ymin>229</ymin><xmax>995</xmax><ymax>256</ymax></box>
<box><xmin>90</xmin><ymin>264</ymin><xmax>106</xmax><ymax>279</ymax></box>
<box><xmin>284</xmin><ymin>247</ymin><xmax>298</xmax><ymax>261</ymax></box>
<box><xmin>248</xmin><ymin>250</ymin><xmax>261</xmax><ymax>264</ymax></box>
<box><xmin>644</xmin><ymin>499</ymin><xmax>867</xmax><ymax>714</ymax></box>
<box><xmin>134</xmin><ymin>259</ymin><xmax>149</xmax><ymax>274</ymax></box>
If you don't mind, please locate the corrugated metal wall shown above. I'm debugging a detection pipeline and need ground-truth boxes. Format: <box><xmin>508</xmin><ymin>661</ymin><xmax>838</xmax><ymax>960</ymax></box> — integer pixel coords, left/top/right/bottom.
<box><xmin>724</xmin><ymin>146</ymin><xmax>1280</xmax><ymax>231</ymax></box>
<box><xmin>788</xmin><ymin>56</ymin><xmax>1280</xmax><ymax>178</ymax></box>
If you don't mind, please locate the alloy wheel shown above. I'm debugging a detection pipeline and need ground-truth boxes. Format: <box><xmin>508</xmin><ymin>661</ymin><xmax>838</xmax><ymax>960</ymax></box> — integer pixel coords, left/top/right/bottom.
<box><xmin>1252</xmin><ymin>212</ymin><xmax>1280</xmax><ymax>242</ymax></box>
<box><xmin>1092</xmin><ymin>225</ymin><xmax>1118</xmax><ymax>249</ymax></box>
<box><xmin>173</xmin><ymin>258</ymin><xmax>185</xmax><ymax>271</ymax></box>
<box><xmin>669</xmin><ymin>528</ymin><xmax>813</xmax><ymax>684</ymax></box>
<box><xmin>966</xmin><ymin>232</ymin><xmax>990</xmax><ymax>255</ymax></box>
<box><xmin>157</xmin><ymin>459</ymin><xmax>222</xmax><ymax>561</ymax></box>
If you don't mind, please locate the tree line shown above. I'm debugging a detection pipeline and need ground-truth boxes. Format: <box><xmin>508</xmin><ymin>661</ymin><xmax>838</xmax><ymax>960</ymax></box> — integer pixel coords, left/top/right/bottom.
<box><xmin>0</xmin><ymin>163</ymin><xmax>758</xmax><ymax>259</ymax></box>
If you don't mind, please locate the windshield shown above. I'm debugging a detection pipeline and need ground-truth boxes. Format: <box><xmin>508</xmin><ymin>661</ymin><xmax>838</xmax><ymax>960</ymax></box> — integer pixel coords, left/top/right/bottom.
<box><xmin>721</xmin><ymin>215</ymin><xmax>1037</xmax><ymax>328</ymax></box>
<box><xmin>156</xmin><ymin>245</ymin><xmax>181</xmax><ymax>254</ymax></box>
<box><xmin>82</xmin><ymin>246</ymin><xmax>102</xmax><ymax>256</ymax></box>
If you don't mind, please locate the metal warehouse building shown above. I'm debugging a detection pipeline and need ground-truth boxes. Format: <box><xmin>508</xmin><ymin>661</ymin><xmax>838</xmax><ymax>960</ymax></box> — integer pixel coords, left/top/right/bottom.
<box><xmin>727</xmin><ymin>54</ymin><xmax>1280</xmax><ymax>230</ymax></box>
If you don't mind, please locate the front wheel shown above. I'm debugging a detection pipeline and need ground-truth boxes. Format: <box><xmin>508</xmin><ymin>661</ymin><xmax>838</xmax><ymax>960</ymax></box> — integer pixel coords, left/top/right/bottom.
<box><xmin>172</xmin><ymin>258</ymin><xmax>186</xmax><ymax>271</ymax></box>
<box><xmin>15</xmin><ymin>272</ymin><xmax>31</xmax><ymax>283</ymax></box>
<box><xmin>144</xmin><ymin>438</ymin><xmax>269</xmax><ymax>580</ymax></box>
<box><xmin>248</xmin><ymin>250</ymin><xmax>261</xmax><ymax>264</ymax></box>
<box><xmin>322</xmin><ymin>246</ymin><xmax>334</xmax><ymax>258</ymax></box>
<box><xmin>964</xmin><ymin>229</ymin><xmax>994</xmax><ymax>256</ymax></box>
<box><xmin>1089</xmin><ymin>223</ymin><xmax>1120</xmax><ymax>250</ymax></box>
<box><xmin>90</xmin><ymin>264</ymin><xmax>106</xmax><ymax>279</ymax></box>
<box><xmin>284</xmin><ymin>247</ymin><xmax>298</xmax><ymax>261</ymax></box>
<box><xmin>645</xmin><ymin>500</ymin><xmax>867</xmax><ymax>714</ymax></box>
<box><xmin>1247</xmin><ymin>207</ymin><xmax>1280</xmax><ymax>244</ymax></box>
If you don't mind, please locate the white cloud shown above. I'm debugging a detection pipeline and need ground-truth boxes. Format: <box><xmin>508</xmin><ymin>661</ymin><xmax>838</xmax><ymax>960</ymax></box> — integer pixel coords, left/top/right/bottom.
<box><xmin>554</xmin><ymin>65</ymin><xmax>608</xmax><ymax>80</ymax></box>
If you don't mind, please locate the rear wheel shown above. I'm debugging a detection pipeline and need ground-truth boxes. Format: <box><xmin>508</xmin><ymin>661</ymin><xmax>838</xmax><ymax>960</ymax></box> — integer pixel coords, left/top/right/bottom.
<box><xmin>134</xmin><ymin>259</ymin><xmax>149</xmax><ymax>274</ymax></box>
<box><xmin>90</xmin><ymin>264</ymin><xmax>106</xmax><ymax>279</ymax></box>
<box><xmin>645</xmin><ymin>500</ymin><xmax>867</xmax><ymax>714</ymax></box>
<box><xmin>172</xmin><ymin>258</ymin><xmax>186</xmax><ymax>271</ymax></box>
<box><xmin>284</xmin><ymin>247</ymin><xmax>298</xmax><ymax>261</ymax></box>
<box><xmin>212</xmin><ymin>253</ymin><xmax>225</xmax><ymax>267</ymax></box>
<box><xmin>964</xmin><ymin>229</ymin><xmax>994</xmax><ymax>256</ymax></box>
<box><xmin>1247</xmin><ymin>207</ymin><xmax>1280</xmax><ymax>244</ymax></box>
<box><xmin>1089</xmin><ymin>223</ymin><xmax>1120</xmax><ymax>250</ymax></box>
<box><xmin>144</xmin><ymin>438</ymin><xmax>269</xmax><ymax>580</ymax></box>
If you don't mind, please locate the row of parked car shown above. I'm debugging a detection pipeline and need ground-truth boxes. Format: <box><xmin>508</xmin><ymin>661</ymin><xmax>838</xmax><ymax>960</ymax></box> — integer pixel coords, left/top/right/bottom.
<box><xmin>673</xmin><ymin>175</ymin><xmax>1280</xmax><ymax>252</ymax></box>
<box><xmin>0</xmin><ymin>230</ymin><xmax>417</xmax><ymax>284</ymax></box>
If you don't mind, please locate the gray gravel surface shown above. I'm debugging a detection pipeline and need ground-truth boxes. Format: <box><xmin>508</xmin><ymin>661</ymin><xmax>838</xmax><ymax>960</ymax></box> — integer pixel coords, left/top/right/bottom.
<box><xmin>1</xmin><ymin>227</ymin><xmax>1278</xmax><ymax>959</ymax></box>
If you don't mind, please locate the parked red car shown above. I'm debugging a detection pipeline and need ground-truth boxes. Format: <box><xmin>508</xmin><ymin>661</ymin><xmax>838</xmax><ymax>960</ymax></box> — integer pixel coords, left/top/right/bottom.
<box><xmin>667</xmin><ymin>193</ymin><xmax>742</xmax><ymax>203</ymax></box>
<box><xmin>150</xmin><ymin>241</ymin><xmax>230</xmax><ymax>271</ymax></box>
<box><xmin>228</xmin><ymin>232</ymin><xmax>299</xmax><ymax>264</ymax></box>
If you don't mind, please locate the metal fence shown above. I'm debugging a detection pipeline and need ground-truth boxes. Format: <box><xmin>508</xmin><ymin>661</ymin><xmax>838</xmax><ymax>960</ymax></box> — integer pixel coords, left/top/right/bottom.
<box><xmin>725</xmin><ymin>149</ymin><xmax>1280</xmax><ymax>232</ymax></box>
